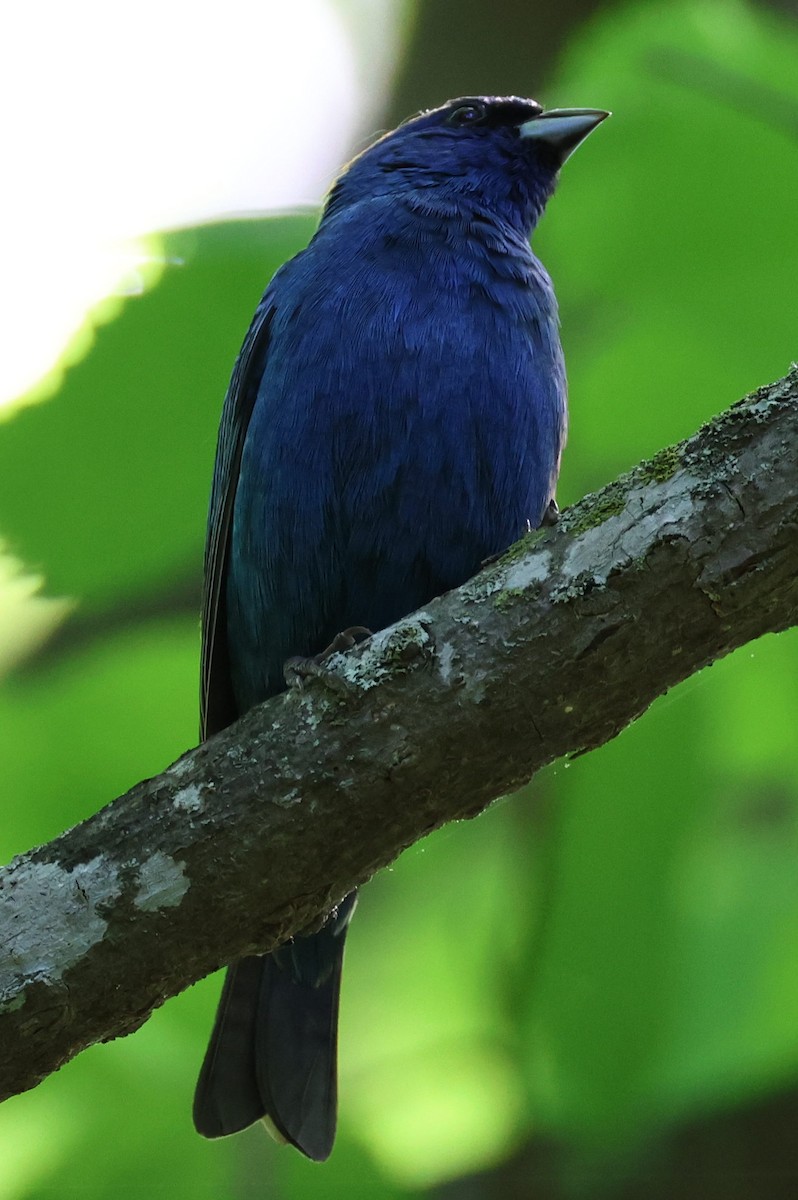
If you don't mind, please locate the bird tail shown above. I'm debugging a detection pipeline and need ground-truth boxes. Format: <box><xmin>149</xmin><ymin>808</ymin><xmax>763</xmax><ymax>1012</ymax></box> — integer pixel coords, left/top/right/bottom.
<box><xmin>193</xmin><ymin>893</ymin><xmax>357</xmax><ymax>1161</ymax></box>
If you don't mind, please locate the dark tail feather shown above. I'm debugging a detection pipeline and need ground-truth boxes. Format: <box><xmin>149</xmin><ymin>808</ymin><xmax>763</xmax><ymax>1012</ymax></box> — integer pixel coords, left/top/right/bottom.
<box><xmin>193</xmin><ymin>894</ymin><xmax>356</xmax><ymax>1162</ymax></box>
<box><xmin>193</xmin><ymin>956</ymin><xmax>266</xmax><ymax>1137</ymax></box>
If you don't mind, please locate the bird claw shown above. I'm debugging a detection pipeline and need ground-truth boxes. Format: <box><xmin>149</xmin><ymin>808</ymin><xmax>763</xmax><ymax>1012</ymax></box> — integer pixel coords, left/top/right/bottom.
<box><xmin>317</xmin><ymin>626</ymin><xmax>373</xmax><ymax>660</ymax></box>
<box><xmin>284</xmin><ymin>627</ymin><xmax>373</xmax><ymax>692</ymax></box>
<box><xmin>480</xmin><ymin>498</ymin><xmax>559</xmax><ymax>569</ymax></box>
<box><xmin>540</xmin><ymin>498</ymin><xmax>559</xmax><ymax>527</ymax></box>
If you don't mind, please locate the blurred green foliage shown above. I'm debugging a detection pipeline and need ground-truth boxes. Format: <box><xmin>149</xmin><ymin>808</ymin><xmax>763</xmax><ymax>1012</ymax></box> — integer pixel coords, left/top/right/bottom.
<box><xmin>2</xmin><ymin>1</ymin><xmax>798</xmax><ymax>1197</ymax></box>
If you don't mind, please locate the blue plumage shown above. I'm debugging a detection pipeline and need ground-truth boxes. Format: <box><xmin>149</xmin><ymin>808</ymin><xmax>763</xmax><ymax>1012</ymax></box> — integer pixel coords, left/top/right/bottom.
<box><xmin>194</xmin><ymin>95</ymin><xmax>608</xmax><ymax>1160</ymax></box>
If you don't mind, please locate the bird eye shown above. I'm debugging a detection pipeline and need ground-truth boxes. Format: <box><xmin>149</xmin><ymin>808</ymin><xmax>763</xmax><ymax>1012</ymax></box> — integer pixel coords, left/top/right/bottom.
<box><xmin>448</xmin><ymin>103</ymin><xmax>487</xmax><ymax>128</ymax></box>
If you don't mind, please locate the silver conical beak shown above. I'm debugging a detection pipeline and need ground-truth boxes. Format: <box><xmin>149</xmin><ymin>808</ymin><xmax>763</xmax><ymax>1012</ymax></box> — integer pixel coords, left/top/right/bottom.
<box><xmin>519</xmin><ymin>108</ymin><xmax>610</xmax><ymax>162</ymax></box>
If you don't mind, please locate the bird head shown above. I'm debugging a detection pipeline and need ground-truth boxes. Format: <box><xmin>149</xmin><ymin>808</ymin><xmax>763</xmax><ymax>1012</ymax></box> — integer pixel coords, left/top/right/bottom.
<box><xmin>323</xmin><ymin>96</ymin><xmax>609</xmax><ymax>233</ymax></box>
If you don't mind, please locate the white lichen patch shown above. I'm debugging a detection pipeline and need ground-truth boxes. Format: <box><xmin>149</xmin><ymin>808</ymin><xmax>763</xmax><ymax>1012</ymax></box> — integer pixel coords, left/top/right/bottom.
<box><xmin>174</xmin><ymin>783</ymin><xmax>205</xmax><ymax>812</ymax></box>
<box><xmin>438</xmin><ymin>640</ymin><xmax>457</xmax><ymax>686</ymax></box>
<box><xmin>330</xmin><ymin>616</ymin><xmax>433</xmax><ymax>692</ymax></box>
<box><xmin>503</xmin><ymin>549</ymin><xmax>553</xmax><ymax>592</ymax></box>
<box><xmin>134</xmin><ymin>852</ymin><xmax>189</xmax><ymax>912</ymax></box>
<box><xmin>465</xmin><ymin>670</ymin><xmax>489</xmax><ymax>703</ymax></box>
<box><xmin>563</xmin><ymin>475</ymin><xmax>697</xmax><ymax>585</ymax></box>
<box><xmin>166</xmin><ymin>753</ymin><xmax>194</xmax><ymax>780</ymax></box>
<box><xmin>0</xmin><ymin>855</ymin><xmax>121</xmax><ymax>1006</ymax></box>
<box><xmin>279</xmin><ymin>788</ymin><xmax>302</xmax><ymax>806</ymax></box>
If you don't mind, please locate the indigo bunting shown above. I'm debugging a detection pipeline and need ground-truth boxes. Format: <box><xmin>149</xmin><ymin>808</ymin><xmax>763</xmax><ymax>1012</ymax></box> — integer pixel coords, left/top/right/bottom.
<box><xmin>193</xmin><ymin>95</ymin><xmax>608</xmax><ymax>1161</ymax></box>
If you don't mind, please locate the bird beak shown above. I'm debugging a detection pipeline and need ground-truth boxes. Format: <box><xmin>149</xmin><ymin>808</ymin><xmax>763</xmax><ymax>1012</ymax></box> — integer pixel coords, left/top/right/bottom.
<box><xmin>519</xmin><ymin>108</ymin><xmax>610</xmax><ymax>162</ymax></box>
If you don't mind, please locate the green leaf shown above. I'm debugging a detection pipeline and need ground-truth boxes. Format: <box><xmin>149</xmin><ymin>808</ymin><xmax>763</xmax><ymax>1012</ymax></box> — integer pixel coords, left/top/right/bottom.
<box><xmin>0</xmin><ymin>215</ymin><xmax>316</xmax><ymax>614</ymax></box>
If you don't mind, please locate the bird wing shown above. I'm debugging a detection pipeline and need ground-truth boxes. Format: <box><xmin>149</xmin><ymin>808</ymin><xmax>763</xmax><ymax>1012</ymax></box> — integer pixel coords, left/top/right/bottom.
<box><xmin>200</xmin><ymin>293</ymin><xmax>276</xmax><ymax>739</ymax></box>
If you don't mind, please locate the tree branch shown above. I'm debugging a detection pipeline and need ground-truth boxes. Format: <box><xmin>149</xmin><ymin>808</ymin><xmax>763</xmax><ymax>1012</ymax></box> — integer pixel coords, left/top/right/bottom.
<box><xmin>2</xmin><ymin>368</ymin><xmax>797</xmax><ymax>1104</ymax></box>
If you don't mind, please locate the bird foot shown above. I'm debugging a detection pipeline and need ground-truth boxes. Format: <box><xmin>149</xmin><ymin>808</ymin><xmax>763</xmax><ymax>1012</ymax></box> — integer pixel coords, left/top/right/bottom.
<box><xmin>540</xmin><ymin>498</ymin><xmax>559</xmax><ymax>527</ymax></box>
<box><xmin>284</xmin><ymin>627</ymin><xmax>373</xmax><ymax>692</ymax></box>
<box><xmin>481</xmin><ymin>499</ymin><xmax>560</xmax><ymax>569</ymax></box>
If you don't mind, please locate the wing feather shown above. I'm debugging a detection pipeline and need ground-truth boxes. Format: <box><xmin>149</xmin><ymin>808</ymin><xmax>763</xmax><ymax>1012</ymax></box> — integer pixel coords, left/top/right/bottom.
<box><xmin>200</xmin><ymin>295</ymin><xmax>275</xmax><ymax>739</ymax></box>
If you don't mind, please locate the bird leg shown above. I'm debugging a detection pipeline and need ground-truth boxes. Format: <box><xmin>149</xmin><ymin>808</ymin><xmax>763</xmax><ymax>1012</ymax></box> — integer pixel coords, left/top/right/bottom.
<box><xmin>284</xmin><ymin>626</ymin><xmax>373</xmax><ymax>691</ymax></box>
<box><xmin>540</xmin><ymin>498</ymin><xmax>559</xmax><ymax>527</ymax></box>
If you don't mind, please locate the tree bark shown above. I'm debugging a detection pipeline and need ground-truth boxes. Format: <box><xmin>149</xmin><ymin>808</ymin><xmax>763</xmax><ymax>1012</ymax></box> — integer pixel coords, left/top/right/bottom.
<box><xmin>1</xmin><ymin>367</ymin><xmax>796</xmax><ymax>1104</ymax></box>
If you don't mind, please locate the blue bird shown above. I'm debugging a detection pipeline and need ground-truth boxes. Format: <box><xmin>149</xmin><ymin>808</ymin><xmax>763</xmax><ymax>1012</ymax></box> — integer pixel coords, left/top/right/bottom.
<box><xmin>193</xmin><ymin>95</ymin><xmax>608</xmax><ymax>1161</ymax></box>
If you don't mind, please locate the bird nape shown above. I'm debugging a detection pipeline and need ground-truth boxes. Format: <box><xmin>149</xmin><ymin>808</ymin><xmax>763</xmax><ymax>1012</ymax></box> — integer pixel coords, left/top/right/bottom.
<box><xmin>193</xmin><ymin>95</ymin><xmax>609</xmax><ymax>1162</ymax></box>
